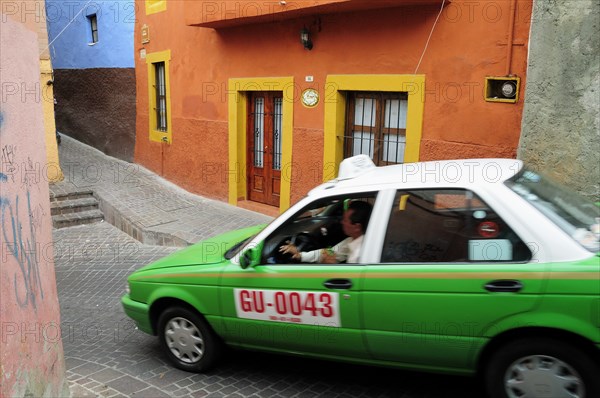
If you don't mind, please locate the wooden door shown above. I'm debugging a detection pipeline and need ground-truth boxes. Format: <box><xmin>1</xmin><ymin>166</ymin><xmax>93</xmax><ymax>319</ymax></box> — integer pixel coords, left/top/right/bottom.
<box><xmin>247</xmin><ymin>92</ymin><xmax>282</xmax><ymax>207</ymax></box>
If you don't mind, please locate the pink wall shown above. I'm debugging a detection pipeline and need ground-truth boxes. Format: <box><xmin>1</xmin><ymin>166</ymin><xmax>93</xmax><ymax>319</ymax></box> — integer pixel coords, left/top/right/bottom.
<box><xmin>1</xmin><ymin>16</ymin><xmax>68</xmax><ymax>398</ymax></box>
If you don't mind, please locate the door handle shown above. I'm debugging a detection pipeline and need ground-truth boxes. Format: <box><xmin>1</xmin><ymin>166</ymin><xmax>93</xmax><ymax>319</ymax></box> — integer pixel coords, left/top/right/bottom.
<box><xmin>484</xmin><ymin>280</ymin><xmax>523</xmax><ymax>293</ymax></box>
<box><xmin>323</xmin><ymin>279</ymin><xmax>353</xmax><ymax>290</ymax></box>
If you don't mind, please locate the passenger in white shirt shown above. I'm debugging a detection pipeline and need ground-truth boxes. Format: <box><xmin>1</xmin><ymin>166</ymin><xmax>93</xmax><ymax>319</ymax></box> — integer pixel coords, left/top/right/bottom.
<box><xmin>279</xmin><ymin>201</ymin><xmax>372</xmax><ymax>264</ymax></box>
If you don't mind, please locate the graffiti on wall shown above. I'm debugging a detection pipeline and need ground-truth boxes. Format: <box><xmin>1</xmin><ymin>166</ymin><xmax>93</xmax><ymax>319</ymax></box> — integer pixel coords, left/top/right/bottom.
<box><xmin>2</xmin><ymin>144</ymin><xmax>17</xmax><ymax>183</ymax></box>
<box><xmin>1</xmin><ymin>143</ymin><xmax>45</xmax><ymax>310</ymax></box>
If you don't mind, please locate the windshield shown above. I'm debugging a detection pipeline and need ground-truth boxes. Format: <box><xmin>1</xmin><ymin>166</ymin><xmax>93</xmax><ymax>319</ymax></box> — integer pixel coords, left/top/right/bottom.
<box><xmin>506</xmin><ymin>168</ymin><xmax>600</xmax><ymax>253</ymax></box>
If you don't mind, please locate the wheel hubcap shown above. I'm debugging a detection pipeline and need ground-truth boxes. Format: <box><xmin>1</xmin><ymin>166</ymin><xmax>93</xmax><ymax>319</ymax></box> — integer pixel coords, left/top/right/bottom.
<box><xmin>504</xmin><ymin>355</ymin><xmax>584</xmax><ymax>398</ymax></box>
<box><xmin>164</xmin><ymin>317</ymin><xmax>204</xmax><ymax>364</ymax></box>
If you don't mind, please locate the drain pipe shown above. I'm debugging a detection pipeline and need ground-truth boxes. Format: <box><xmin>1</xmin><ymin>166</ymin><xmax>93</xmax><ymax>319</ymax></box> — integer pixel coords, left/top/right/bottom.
<box><xmin>161</xmin><ymin>136</ymin><xmax>168</xmax><ymax>176</ymax></box>
<box><xmin>505</xmin><ymin>0</ymin><xmax>518</xmax><ymax>75</ymax></box>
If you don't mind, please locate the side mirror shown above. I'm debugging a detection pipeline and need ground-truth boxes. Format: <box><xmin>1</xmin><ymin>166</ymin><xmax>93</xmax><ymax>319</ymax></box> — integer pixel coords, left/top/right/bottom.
<box><xmin>238</xmin><ymin>241</ymin><xmax>264</xmax><ymax>269</ymax></box>
<box><xmin>239</xmin><ymin>247</ymin><xmax>258</xmax><ymax>269</ymax></box>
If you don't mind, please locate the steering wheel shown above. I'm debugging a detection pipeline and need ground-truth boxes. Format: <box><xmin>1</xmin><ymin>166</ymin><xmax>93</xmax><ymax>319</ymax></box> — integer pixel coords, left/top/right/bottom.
<box><xmin>273</xmin><ymin>233</ymin><xmax>318</xmax><ymax>264</ymax></box>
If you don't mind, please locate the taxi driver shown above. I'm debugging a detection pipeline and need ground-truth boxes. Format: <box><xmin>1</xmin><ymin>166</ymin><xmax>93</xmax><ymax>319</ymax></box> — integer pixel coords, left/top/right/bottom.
<box><xmin>279</xmin><ymin>201</ymin><xmax>372</xmax><ymax>264</ymax></box>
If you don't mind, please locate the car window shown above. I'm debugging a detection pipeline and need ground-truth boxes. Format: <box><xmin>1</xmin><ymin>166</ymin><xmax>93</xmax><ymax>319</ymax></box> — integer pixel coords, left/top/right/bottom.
<box><xmin>381</xmin><ymin>189</ymin><xmax>531</xmax><ymax>263</ymax></box>
<box><xmin>261</xmin><ymin>192</ymin><xmax>378</xmax><ymax>264</ymax></box>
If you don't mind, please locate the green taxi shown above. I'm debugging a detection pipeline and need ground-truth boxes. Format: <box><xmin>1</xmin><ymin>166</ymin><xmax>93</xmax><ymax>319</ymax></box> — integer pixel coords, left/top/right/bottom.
<box><xmin>122</xmin><ymin>156</ymin><xmax>599</xmax><ymax>398</ymax></box>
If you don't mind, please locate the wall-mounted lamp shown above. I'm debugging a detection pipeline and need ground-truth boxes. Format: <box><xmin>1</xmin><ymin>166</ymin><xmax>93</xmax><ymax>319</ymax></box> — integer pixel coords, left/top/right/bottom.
<box><xmin>300</xmin><ymin>26</ymin><xmax>313</xmax><ymax>50</ymax></box>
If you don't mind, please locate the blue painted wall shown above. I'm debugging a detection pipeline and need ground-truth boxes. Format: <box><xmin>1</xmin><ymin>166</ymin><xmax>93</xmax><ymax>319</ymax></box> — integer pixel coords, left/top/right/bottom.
<box><xmin>46</xmin><ymin>1</ymin><xmax>134</xmax><ymax>69</ymax></box>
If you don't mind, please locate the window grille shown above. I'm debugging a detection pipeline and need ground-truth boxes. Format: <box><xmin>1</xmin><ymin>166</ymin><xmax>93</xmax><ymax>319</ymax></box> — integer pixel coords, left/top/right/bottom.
<box><xmin>154</xmin><ymin>62</ymin><xmax>167</xmax><ymax>132</ymax></box>
<box><xmin>344</xmin><ymin>92</ymin><xmax>408</xmax><ymax>166</ymax></box>
<box><xmin>253</xmin><ymin>97</ymin><xmax>265</xmax><ymax>168</ymax></box>
<box><xmin>273</xmin><ymin>97</ymin><xmax>283</xmax><ymax>170</ymax></box>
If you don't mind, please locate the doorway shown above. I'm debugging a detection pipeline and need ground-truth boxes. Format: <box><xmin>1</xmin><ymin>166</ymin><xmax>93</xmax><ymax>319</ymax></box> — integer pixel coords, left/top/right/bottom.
<box><xmin>247</xmin><ymin>92</ymin><xmax>282</xmax><ymax>207</ymax></box>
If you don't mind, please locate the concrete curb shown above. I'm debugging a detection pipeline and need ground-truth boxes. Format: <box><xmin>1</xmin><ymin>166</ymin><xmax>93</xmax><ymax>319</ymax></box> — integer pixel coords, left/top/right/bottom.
<box><xmin>96</xmin><ymin>191</ymin><xmax>190</xmax><ymax>247</ymax></box>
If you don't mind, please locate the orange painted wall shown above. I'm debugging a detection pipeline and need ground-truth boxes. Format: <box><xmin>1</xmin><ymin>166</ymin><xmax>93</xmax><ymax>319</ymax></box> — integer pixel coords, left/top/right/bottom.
<box><xmin>135</xmin><ymin>0</ymin><xmax>533</xmax><ymax>205</ymax></box>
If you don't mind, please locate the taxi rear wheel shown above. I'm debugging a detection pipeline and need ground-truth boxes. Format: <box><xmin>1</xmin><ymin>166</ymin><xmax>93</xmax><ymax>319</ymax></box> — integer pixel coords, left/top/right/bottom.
<box><xmin>484</xmin><ymin>338</ymin><xmax>599</xmax><ymax>398</ymax></box>
<box><xmin>157</xmin><ymin>307</ymin><xmax>222</xmax><ymax>372</ymax></box>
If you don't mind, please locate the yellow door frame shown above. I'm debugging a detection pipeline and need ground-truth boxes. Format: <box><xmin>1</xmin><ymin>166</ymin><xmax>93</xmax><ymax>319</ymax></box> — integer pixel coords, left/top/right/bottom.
<box><xmin>228</xmin><ymin>77</ymin><xmax>294</xmax><ymax>212</ymax></box>
<box><xmin>323</xmin><ymin>74</ymin><xmax>426</xmax><ymax>180</ymax></box>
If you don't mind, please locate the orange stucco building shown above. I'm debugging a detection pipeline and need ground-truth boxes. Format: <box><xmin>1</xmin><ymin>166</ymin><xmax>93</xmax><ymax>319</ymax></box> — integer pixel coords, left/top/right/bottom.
<box><xmin>135</xmin><ymin>0</ymin><xmax>533</xmax><ymax>213</ymax></box>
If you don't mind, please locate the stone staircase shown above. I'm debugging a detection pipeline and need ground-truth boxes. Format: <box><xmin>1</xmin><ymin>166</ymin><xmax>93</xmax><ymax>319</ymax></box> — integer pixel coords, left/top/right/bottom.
<box><xmin>51</xmin><ymin>191</ymin><xmax>104</xmax><ymax>228</ymax></box>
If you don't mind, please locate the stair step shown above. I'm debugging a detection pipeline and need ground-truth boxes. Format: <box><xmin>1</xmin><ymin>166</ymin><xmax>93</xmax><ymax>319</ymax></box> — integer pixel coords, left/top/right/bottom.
<box><xmin>52</xmin><ymin>209</ymin><xmax>104</xmax><ymax>229</ymax></box>
<box><xmin>50</xmin><ymin>197</ymin><xmax>99</xmax><ymax>216</ymax></box>
<box><xmin>50</xmin><ymin>190</ymin><xmax>94</xmax><ymax>202</ymax></box>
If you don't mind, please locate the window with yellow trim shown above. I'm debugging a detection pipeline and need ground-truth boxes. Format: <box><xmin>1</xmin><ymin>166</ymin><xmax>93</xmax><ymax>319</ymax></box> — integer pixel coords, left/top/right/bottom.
<box><xmin>146</xmin><ymin>0</ymin><xmax>166</xmax><ymax>15</ymax></box>
<box><xmin>323</xmin><ymin>75</ymin><xmax>425</xmax><ymax>180</ymax></box>
<box><xmin>344</xmin><ymin>92</ymin><xmax>408</xmax><ymax>165</ymax></box>
<box><xmin>146</xmin><ymin>50</ymin><xmax>171</xmax><ymax>143</ymax></box>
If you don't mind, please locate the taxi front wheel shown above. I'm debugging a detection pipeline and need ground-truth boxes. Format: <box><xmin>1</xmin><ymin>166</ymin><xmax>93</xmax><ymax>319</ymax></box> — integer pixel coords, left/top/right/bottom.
<box><xmin>157</xmin><ymin>307</ymin><xmax>222</xmax><ymax>372</ymax></box>
<box><xmin>484</xmin><ymin>338</ymin><xmax>599</xmax><ymax>398</ymax></box>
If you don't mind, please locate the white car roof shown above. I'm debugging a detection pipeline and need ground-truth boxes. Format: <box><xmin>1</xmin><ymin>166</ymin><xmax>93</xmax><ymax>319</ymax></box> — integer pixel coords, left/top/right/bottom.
<box><xmin>310</xmin><ymin>158</ymin><xmax>524</xmax><ymax>196</ymax></box>
<box><xmin>238</xmin><ymin>157</ymin><xmax>593</xmax><ymax>265</ymax></box>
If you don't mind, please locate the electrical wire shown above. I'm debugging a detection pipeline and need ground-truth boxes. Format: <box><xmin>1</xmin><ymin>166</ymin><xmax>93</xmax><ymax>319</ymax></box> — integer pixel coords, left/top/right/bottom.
<box><xmin>414</xmin><ymin>0</ymin><xmax>446</xmax><ymax>74</ymax></box>
<box><xmin>41</xmin><ymin>0</ymin><xmax>95</xmax><ymax>55</ymax></box>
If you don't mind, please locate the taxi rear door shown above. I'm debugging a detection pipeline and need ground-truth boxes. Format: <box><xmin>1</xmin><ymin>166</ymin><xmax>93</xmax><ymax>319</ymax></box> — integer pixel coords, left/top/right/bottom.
<box><xmin>362</xmin><ymin>188</ymin><xmax>546</xmax><ymax>372</ymax></box>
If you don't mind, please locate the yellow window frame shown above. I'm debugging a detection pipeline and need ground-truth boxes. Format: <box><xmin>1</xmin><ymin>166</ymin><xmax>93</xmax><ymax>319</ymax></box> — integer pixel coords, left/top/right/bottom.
<box><xmin>145</xmin><ymin>0</ymin><xmax>166</xmax><ymax>15</ymax></box>
<box><xmin>323</xmin><ymin>74</ymin><xmax>425</xmax><ymax>181</ymax></box>
<box><xmin>228</xmin><ymin>77</ymin><xmax>294</xmax><ymax>212</ymax></box>
<box><xmin>146</xmin><ymin>50</ymin><xmax>172</xmax><ymax>143</ymax></box>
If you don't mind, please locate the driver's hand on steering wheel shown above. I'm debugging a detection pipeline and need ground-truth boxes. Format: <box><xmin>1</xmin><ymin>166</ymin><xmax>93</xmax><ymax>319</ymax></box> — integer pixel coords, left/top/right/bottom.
<box><xmin>279</xmin><ymin>241</ymin><xmax>301</xmax><ymax>261</ymax></box>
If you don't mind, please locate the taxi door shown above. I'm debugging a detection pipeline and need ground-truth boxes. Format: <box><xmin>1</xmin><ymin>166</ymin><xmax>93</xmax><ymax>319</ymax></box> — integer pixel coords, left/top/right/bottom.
<box><xmin>218</xmin><ymin>261</ymin><xmax>367</xmax><ymax>359</ymax></box>
<box><xmin>217</xmin><ymin>191</ymin><xmax>380</xmax><ymax>360</ymax></box>
<box><xmin>362</xmin><ymin>189</ymin><xmax>546</xmax><ymax>371</ymax></box>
